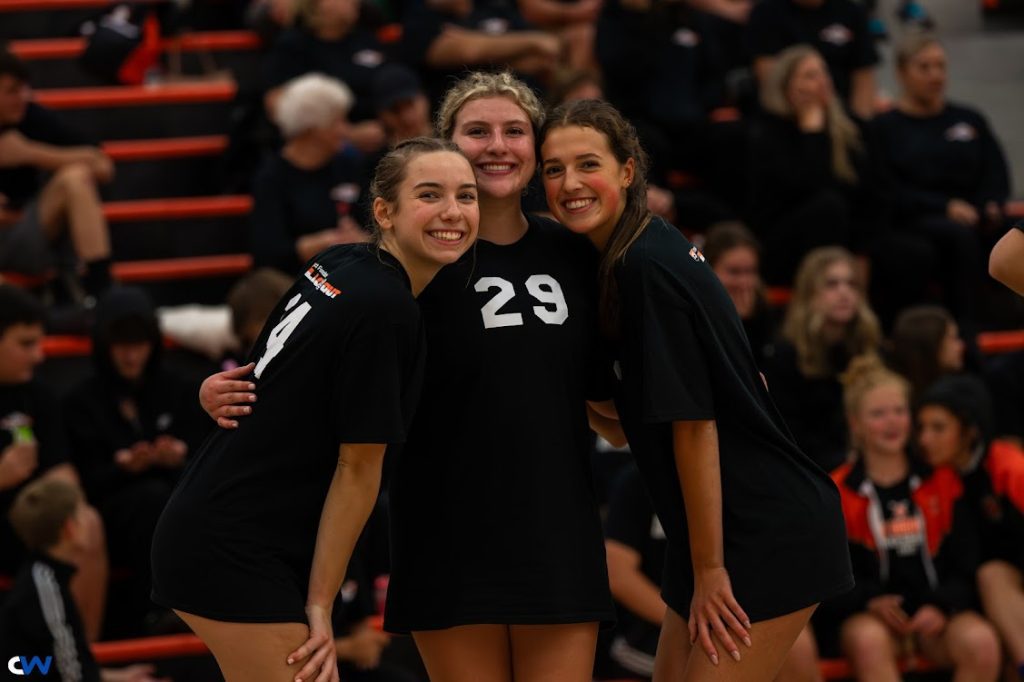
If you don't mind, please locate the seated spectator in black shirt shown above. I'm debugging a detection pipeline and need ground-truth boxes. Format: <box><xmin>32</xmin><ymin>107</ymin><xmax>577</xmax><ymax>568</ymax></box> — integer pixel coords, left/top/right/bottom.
<box><xmin>252</xmin><ymin>73</ymin><xmax>370</xmax><ymax>275</ymax></box>
<box><xmin>597</xmin><ymin>0</ymin><xmax>740</xmax><ymax>230</ymax></box>
<box><xmin>399</xmin><ymin>0</ymin><xmax>560</xmax><ymax>106</ymax></box>
<box><xmin>64</xmin><ymin>287</ymin><xmax>205</xmax><ymax>632</ymax></box>
<box><xmin>264</xmin><ymin>0</ymin><xmax>389</xmax><ymax>151</ymax></box>
<box><xmin>702</xmin><ymin>222</ymin><xmax>777</xmax><ymax>366</ymax></box>
<box><xmin>0</xmin><ymin>285</ymin><xmax>107</xmax><ymax>642</ymax></box>
<box><xmin>871</xmin><ymin>34</ymin><xmax>1011</xmax><ymax>327</ymax></box>
<box><xmin>749</xmin><ymin>46</ymin><xmax>881</xmax><ymax>285</ymax></box>
<box><xmin>761</xmin><ymin>247</ymin><xmax>881</xmax><ymax>472</ymax></box>
<box><xmin>594</xmin><ymin>464</ymin><xmax>665</xmax><ymax>681</ymax></box>
<box><xmin>0</xmin><ymin>478</ymin><xmax>163</xmax><ymax>682</ymax></box>
<box><xmin>747</xmin><ymin>0</ymin><xmax>878</xmax><ymax>119</ymax></box>
<box><xmin>0</xmin><ymin>51</ymin><xmax>113</xmax><ymax>303</ymax></box>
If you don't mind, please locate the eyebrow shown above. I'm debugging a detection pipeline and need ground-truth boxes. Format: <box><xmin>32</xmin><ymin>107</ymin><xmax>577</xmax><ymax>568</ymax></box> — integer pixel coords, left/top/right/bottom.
<box><xmin>459</xmin><ymin>119</ymin><xmax>530</xmax><ymax>128</ymax></box>
<box><xmin>541</xmin><ymin>152</ymin><xmax>601</xmax><ymax>165</ymax></box>
<box><xmin>412</xmin><ymin>182</ymin><xmax>479</xmax><ymax>190</ymax></box>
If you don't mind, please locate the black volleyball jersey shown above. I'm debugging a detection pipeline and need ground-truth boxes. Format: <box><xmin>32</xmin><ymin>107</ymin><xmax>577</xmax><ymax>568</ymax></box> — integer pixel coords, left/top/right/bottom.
<box><xmin>385</xmin><ymin>215</ymin><xmax>615</xmax><ymax>630</ymax></box>
<box><xmin>157</xmin><ymin>245</ymin><xmax>424</xmax><ymax>593</ymax></box>
<box><xmin>612</xmin><ymin>217</ymin><xmax>852</xmax><ymax>621</ymax></box>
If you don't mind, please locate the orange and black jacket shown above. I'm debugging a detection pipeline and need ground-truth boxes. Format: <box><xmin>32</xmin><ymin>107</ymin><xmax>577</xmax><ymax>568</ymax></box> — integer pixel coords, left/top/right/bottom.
<box><xmin>962</xmin><ymin>440</ymin><xmax>1024</xmax><ymax>570</ymax></box>
<box><xmin>826</xmin><ymin>458</ymin><xmax>979</xmax><ymax>619</ymax></box>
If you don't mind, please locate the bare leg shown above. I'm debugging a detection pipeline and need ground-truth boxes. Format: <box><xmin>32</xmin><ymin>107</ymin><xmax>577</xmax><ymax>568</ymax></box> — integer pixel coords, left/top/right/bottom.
<box><xmin>176</xmin><ymin>610</ymin><xmax>310</xmax><ymax>682</ymax></box>
<box><xmin>37</xmin><ymin>163</ymin><xmax>110</xmax><ymax>262</ymax></box>
<box><xmin>978</xmin><ymin>560</ymin><xmax>1024</xmax><ymax>667</ymax></box>
<box><xmin>654</xmin><ymin>606</ymin><xmax>692</xmax><ymax>682</ymax></box>
<box><xmin>509</xmin><ymin>621</ymin><xmax>598</xmax><ymax>682</ymax></box>
<box><xmin>839</xmin><ymin>613</ymin><xmax>899</xmax><ymax>682</ymax></box>
<box><xmin>655</xmin><ymin>604</ymin><xmax>817</xmax><ymax>682</ymax></box>
<box><xmin>69</xmin><ymin>504</ymin><xmax>108</xmax><ymax>642</ymax></box>
<box><xmin>774</xmin><ymin>625</ymin><xmax>823</xmax><ymax>682</ymax></box>
<box><xmin>918</xmin><ymin>611</ymin><xmax>1001</xmax><ymax>682</ymax></box>
<box><xmin>413</xmin><ymin>624</ymin><xmax>513</xmax><ymax>682</ymax></box>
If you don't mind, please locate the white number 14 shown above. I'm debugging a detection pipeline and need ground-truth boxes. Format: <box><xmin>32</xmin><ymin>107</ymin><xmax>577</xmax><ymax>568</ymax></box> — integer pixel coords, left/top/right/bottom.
<box><xmin>474</xmin><ymin>275</ymin><xmax>569</xmax><ymax>329</ymax></box>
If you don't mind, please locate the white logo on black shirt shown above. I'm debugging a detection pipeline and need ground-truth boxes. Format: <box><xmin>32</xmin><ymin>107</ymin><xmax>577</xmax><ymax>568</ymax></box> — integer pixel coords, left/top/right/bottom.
<box><xmin>353</xmin><ymin>49</ymin><xmax>384</xmax><ymax>68</ymax></box>
<box><xmin>945</xmin><ymin>122</ymin><xmax>977</xmax><ymax>142</ymax></box>
<box><xmin>672</xmin><ymin>28</ymin><xmax>700</xmax><ymax>47</ymax></box>
<box><xmin>819</xmin><ymin>23</ymin><xmax>853</xmax><ymax>46</ymax></box>
<box><xmin>688</xmin><ymin>246</ymin><xmax>706</xmax><ymax>263</ymax></box>
<box><xmin>331</xmin><ymin>183</ymin><xmax>361</xmax><ymax>205</ymax></box>
<box><xmin>479</xmin><ymin>18</ymin><xmax>510</xmax><ymax>34</ymax></box>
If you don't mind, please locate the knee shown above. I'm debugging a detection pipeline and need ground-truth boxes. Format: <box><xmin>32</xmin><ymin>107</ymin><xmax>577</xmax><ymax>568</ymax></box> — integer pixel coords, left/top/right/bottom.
<box><xmin>51</xmin><ymin>163</ymin><xmax>99</xmax><ymax>195</ymax></box>
<box><xmin>948</xmin><ymin>614</ymin><xmax>1001</xmax><ymax>676</ymax></box>
<box><xmin>977</xmin><ymin>560</ymin><xmax>1019</xmax><ymax>597</ymax></box>
<box><xmin>840</xmin><ymin>614</ymin><xmax>893</xmax><ymax>666</ymax></box>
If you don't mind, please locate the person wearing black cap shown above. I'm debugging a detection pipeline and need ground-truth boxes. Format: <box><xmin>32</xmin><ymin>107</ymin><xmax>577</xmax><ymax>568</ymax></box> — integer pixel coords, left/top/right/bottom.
<box><xmin>990</xmin><ymin>220</ymin><xmax>1024</xmax><ymax>296</ymax></box>
<box><xmin>917</xmin><ymin>375</ymin><xmax>1024</xmax><ymax>680</ymax></box>
<box><xmin>64</xmin><ymin>286</ymin><xmax>205</xmax><ymax>632</ymax></box>
<box><xmin>373</xmin><ymin>64</ymin><xmax>432</xmax><ymax>146</ymax></box>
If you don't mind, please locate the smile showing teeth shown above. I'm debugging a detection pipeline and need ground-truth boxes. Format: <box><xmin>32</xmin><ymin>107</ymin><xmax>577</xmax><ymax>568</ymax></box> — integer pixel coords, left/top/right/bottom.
<box><xmin>564</xmin><ymin>198</ymin><xmax>594</xmax><ymax>210</ymax></box>
<box><xmin>480</xmin><ymin>163</ymin><xmax>514</xmax><ymax>172</ymax></box>
<box><xmin>429</xmin><ymin>230</ymin><xmax>464</xmax><ymax>243</ymax></box>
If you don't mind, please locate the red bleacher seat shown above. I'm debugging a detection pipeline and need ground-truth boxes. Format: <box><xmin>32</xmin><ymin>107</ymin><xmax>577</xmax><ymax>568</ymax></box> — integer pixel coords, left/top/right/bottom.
<box><xmin>101</xmin><ymin>135</ymin><xmax>229</xmax><ymax>162</ymax></box>
<box><xmin>9</xmin><ymin>31</ymin><xmax>262</xmax><ymax>60</ymax></box>
<box><xmin>34</xmin><ymin>81</ymin><xmax>237</xmax><ymax>109</ymax></box>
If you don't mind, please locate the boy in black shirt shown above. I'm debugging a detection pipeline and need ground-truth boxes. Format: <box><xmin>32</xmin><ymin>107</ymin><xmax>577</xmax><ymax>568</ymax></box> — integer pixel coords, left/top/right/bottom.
<box><xmin>0</xmin><ymin>50</ymin><xmax>113</xmax><ymax>302</ymax></box>
<box><xmin>0</xmin><ymin>478</ymin><xmax>164</xmax><ymax>682</ymax></box>
<box><xmin>0</xmin><ymin>284</ymin><xmax>108</xmax><ymax>641</ymax></box>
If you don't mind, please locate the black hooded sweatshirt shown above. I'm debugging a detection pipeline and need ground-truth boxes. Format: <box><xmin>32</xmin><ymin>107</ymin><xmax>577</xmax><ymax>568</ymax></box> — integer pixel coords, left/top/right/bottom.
<box><xmin>64</xmin><ymin>288</ymin><xmax>206</xmax><ymax>503</ymax></box>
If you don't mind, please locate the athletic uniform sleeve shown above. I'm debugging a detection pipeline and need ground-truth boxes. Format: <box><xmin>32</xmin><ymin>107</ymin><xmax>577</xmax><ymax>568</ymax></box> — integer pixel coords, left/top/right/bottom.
<box><xmin>331</xmin><ymin>310</ymin><xmax>416</xmax><ymax>445</ymax></box>
<box><xmin>636</xmin><ymin>257</ymin><xmax>715</xmax><ymax>423</ymax></box>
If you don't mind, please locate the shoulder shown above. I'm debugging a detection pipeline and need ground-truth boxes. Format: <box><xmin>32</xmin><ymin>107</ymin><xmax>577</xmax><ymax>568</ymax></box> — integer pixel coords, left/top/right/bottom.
<box><xmin>831</xmin><ymin>461</ymin><xmax>855</xmax><ymax>487</ymax></box>
<box><xmin>987</xmin><ymin>440</ymin><xmax>1024</xmax><ymax>475</ymax></box>
<box><xmin>944</xmin><ymin>103</ymin><xmax>995</xmax><ymax>132</ymax></box>
<box><xmin>324</xmin><ymin>245</ymin><xmax>417</xmax><ymax>315</ymax></box>
<box><xmin>923</xmin><ymin>465</ymin><xmax>963</xmax><ymax>497</ymax></box>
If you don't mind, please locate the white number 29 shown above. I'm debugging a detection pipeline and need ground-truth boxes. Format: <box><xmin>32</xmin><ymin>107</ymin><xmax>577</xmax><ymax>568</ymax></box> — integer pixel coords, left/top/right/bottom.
<box><xmin>254</xmin><ymin>293</ymin><xmax>312</xmax><ymax>378</ymax></box>
<box><xmin>474</xmin><ymin>275</ymin><xmax>569</xmax><ymax>329</ymax></box>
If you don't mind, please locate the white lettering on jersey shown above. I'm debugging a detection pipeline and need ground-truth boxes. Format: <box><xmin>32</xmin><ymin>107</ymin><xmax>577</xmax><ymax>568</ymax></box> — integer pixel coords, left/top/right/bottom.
<box><xmin>254</xmin><ymin>293</ymin><xmax>313</xmax><ymax>378</ymax></box>
<box><xmin>819</xmin><ymin>23</ymin><xmax>853</xmax><ymax>45</ymax></box>
<box><xmin>474</xmin><ymin>275</ymin><xmax>570</xmax><ymax>329</ymax></box>
<box><xmin>305</xmin><ymin>263</ymin><xmax>342</xmax><ymax>299</ymax></box>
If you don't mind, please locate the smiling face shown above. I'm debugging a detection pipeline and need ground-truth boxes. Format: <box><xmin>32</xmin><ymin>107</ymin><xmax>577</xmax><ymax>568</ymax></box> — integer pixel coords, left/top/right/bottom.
<box><xmin>540</xmin><ymin>125</ymin><xmax>634</xmax><ymax>247</ymax></box>
<box><xmin>917</xmin><ymin>404</ymin><xmax>971</xmax><ymax>468</ymax></box>
<box><xmin>450</xmin><ymin>96</ymin><xmax>536</xmax><ymax>200</ymax></box>
<box><xmin>851</xmin><ymin>383</ymin><xmax>911</xmax><ymax>457</ymax></box>
<box><xmin>374</xmin><ymin>150</ymin><xmax>479</xmax><ymax>269</ymax></box>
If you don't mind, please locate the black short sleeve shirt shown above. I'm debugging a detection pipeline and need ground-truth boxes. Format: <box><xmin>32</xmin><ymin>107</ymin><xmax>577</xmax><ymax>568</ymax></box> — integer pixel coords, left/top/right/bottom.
<box><xmin>747</xmin><ymin>0</ymin><xmax>877</xmax><ymax>101</ymax></box>
<box><xmin>155</xmin><ymin>245</ymin><xmax>424</xmax><ymax>600</ymax></box>
<box><xmin>612</xmin><ymin>217</ymin><xmax>852</xmax><ymax>621</ymax></box>
<box><xmin>263</xmin><ymin>26</ymin><xmax>389</xmax><ymax>122</ymax></box>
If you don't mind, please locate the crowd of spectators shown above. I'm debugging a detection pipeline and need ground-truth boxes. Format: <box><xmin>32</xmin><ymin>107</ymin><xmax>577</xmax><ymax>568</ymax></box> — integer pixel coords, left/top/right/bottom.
<box><xmin>1</xmin><ymin>0</ymin><xmax>1023</xmax><ymax>679</ymax></box>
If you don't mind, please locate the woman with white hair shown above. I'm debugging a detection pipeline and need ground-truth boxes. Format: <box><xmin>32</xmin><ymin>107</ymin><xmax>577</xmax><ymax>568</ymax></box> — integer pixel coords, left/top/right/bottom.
<box><xmin>251</xmin><ymin>73</ymin><xmax>370</xmax><ymax>275</ymax></box>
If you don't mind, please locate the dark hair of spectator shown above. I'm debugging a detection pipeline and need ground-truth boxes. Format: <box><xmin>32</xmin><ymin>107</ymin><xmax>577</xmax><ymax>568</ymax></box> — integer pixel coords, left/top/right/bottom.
<box><xmin>702</xmin><ymin>222</ymin><xmax>761</xmax><ymax>267</ymax></box>
<box><xmin>895</xmin><ymin>31</ymin><xmax>942</xmax><ymax>70</ymax></box>
<box><xmin>369</xmin><ymin>136</ymin><xmax>467</xmax><ymax>244</ymax></box>
<box><xmin>0</xmin><ymin>49</ymin><xmax>30</xmax><ymax>85</ymax></box>
<box><xmin>227</xmin><ymin>269</ymin><xmax>294</xmax><ymax>342</ymax></box>
<box><xmin>0</xmin><ymin>285</ymin><xmax>45</xmax><ymax>338</ymax></box>
<box><xmin>889</xmin><ymin>305</ymin><xmax>955</xmax><ymax>398</ymax></box>
<box><xmin>8</xmin><ymin>478</ymin><xmax>82</xmax><ymax>553</ymax></box>
<box><xmin>541</xmin><ymin>99</ymin><xmax>652</xmax><ymax>337</ymax></box>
